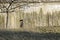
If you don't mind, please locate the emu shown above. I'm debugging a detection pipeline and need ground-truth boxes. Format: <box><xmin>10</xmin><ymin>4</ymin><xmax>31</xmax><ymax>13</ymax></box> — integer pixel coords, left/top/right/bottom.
<box><xmin>20</xmin><ymin>19</ymin><xmax>23</xmax><ymax>27</ymax></box>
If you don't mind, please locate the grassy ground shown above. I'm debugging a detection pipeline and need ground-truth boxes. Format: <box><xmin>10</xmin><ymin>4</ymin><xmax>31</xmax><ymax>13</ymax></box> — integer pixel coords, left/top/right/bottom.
<box><xmin>0</xmin><ymin>31</ymin><xmax>59</xmax><ymax>40</ymax></box>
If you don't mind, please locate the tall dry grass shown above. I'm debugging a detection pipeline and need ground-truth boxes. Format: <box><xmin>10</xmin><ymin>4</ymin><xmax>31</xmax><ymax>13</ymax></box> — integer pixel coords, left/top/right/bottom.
<box><xmin>0</xmin><ymin>8</ymin><xmax>60</xmax><ymax>33</ymax></box>
<box><xmin>16</xmin><ymin>8</ymin><xmax>60</xmax><ymax>33</ymax></box>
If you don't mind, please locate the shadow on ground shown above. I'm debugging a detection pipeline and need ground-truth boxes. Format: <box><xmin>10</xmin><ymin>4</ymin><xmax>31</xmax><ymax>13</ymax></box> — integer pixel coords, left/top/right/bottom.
<box><xmin>0</xmin><ymin>31</ymin><xmax>60</xmax><ymax>40</ymax></box>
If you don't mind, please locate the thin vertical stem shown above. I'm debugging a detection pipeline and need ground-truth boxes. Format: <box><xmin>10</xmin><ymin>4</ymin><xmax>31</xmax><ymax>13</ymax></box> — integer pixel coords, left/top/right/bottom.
<box><xmin>47</xmin><ymin>12</ymin><xmax>49</xmax><ymax>27</ymax></box>
<box><xmin>52</xmin><ymin>12</ymin><xmax>53</xmax><ymax>27</ymax></box>
<box><xmin>6</xmin><ymin>8</ymin><xmax>8</xmax><ymax>28</ymax></box>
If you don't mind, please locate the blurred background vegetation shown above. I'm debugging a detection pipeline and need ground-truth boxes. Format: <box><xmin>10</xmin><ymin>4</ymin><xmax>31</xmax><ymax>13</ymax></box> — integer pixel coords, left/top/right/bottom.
<box><xmin>0</xmin><ymin>15</ymin><xmax>4</xmax><ymax>28</ymax></box>
<box><xmin>19</xmin><ymin>8</ymin><xmax>60</xmax><ymax>33</ymax></box>
<box><xmin>0</xmin><ymin>8</ymin><xmax>60</xmax><ymax>33</ymax></box>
